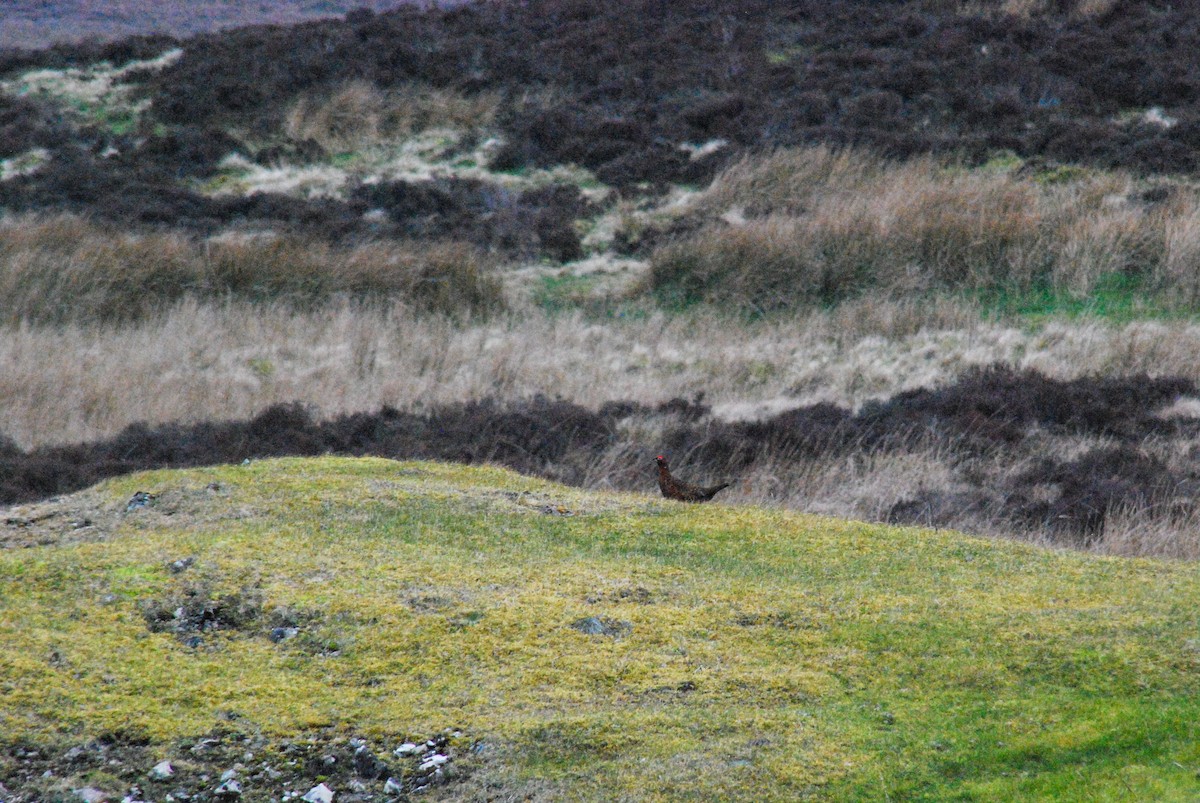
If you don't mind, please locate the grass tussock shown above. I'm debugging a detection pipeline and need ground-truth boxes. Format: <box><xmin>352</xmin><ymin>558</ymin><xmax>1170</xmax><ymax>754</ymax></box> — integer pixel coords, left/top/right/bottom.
<box><xmin>961</xmin><ymin>0</ymin><xmax>1120</xmax><ymax>18</ymax></box>
<box><xmin>2</xmin><ymin>457</ymin><xmax>1200</xmax><ymax>801</ymax></box>
<box><xmin>283</xmin><ymin>80</ymin><xmax>503</xmax><ymax>153</ymax></box>
<box><xmin>0</xmin><ymin>216</ymin><xmax>504</xmax><ymax>324</ymax></box>
<box><xmin>646</xmin><ymin>147</ymin><xmax>1195</xmax><ymax>314</ymax></box>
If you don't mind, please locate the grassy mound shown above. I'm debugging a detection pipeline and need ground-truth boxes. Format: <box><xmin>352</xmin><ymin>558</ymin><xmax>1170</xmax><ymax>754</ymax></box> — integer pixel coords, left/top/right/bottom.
<box><xmin>1</xmin><ymin>457</ymin><xmax>1198</xmax><ymax>800</ymax></box>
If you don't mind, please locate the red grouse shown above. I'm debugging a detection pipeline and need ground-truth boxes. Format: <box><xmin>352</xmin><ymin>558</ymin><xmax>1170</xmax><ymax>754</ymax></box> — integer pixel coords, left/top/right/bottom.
<box><xmin>655</xmin><ymin>455</ymin><xmax>731</xmax><ymax>503</ymax></box>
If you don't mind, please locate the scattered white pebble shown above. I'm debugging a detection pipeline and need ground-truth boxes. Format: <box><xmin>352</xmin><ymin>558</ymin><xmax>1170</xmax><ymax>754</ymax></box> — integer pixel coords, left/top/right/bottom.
<box><xmin>417</xmin><ymin>754</ymin><xmax>449</xmax><ymax>772</ymax></box>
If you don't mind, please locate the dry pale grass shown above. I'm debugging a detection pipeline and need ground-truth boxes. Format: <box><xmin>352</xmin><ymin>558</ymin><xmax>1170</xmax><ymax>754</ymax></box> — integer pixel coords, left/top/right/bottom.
<box><xmin>0</xmin><ymin>216</ymin><xmax>503</xmax><ymax>323</ymax></box>
<box><xmin>284</xmin><ymin>80</ymin><xmax>503</xmax><ymax>153</ymax></box>
<box><xmin>980</xmin><ymin>0</ymin><xmax>1054</xmax><ymax>16</ymax></box>
<box><xmin>956</xmin><ymin>0</ymin><xmax>1117</xmax><ymax>18</ymax></box>
<box><xmin>648</xmin><ymin>146</ymin><xmax>1192</xmax><ymax>312</ymax></box>
<box><xmin>724</xmin><ymin>445</ymin><xmax>967</xmax><ymax>523</ymax></box>
<box><xmin>719</xmin><ymin>430</ymin><xmax>1200</xmax><ymax>562</ymax></box>
<box><xmin>1096</xmin><ymin>507</ymin><xmax>1200</xmax><ymax>560</ymax></box>
<box><xmin>6</xmin><ymin>296</ymin><xmax>1200</xmax><ymax>452</ymax></box>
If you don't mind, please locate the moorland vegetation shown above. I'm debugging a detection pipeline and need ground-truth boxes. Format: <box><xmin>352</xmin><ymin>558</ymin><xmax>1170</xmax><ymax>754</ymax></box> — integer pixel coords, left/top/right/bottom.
<box><xmin>5</xmin><ymin>0</ymin><xmax>1200</xmax><ymax>556</ymax></box>
<box><xmin>7</xmin><ymin>3</ymin><xmax>1200</xmax><ymax>800</ymax></box>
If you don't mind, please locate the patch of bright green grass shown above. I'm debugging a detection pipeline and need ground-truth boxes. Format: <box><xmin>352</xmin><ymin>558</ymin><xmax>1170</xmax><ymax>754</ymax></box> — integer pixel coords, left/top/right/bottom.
<box><xmin>978</xmin><ymin>150</ymin><xmax>1025</xmax><ymax>173</ymax></box>
<box><xmin>1</xmin><ymin>457</ymin><xmax>1199</xmax><ymax>800</ymax></box>
<box><xmin>532</xmin><ymin>272</ymin><xmax>602</xmax><ymax>313</ymax></box>
<box><xmin>976</xmin><ymin>272</ymin><xmax>1188</xmax><ymax>324</ymax></box>
<box><xmin>651</xmin><ymin>265</ymin><xmax>1192</xmax><ymax>325</ymax></box>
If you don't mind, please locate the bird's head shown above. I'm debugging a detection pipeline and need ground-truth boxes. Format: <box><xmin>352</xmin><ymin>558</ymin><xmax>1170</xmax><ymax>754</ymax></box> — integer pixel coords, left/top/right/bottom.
<box><xmin>655</xmin><ymin>454</ymin><xmax>667</xmax><ymax>467</ymax></box>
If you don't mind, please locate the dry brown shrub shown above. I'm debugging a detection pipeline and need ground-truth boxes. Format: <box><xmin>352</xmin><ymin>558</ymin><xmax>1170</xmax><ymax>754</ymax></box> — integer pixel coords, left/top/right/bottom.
<box><xmin>1074</xmin><ymin>0</ymin><xmax>1118</xmax><ymax>15</ymax></box>
<box><xmin>997</xmin><ymin>0</ymin><xmax>1050</xmax><ymax>16</ymax></box>
<box><xmin>284</xmin><ymin>80</ymin><xmax>502</xmax><ymax>152</ymax></box>
<box><xmin>647</xmin><ymin>146</ymin><xmax>1199</xmax><ymax>313</ymax></box>
<box><xmin>0</xmin><ymin>217</ymin><xmax>199</xmax><ymax>324</ymax></box>
<box><xmin>0</xmin><ymin>216</ymin><xmax>504</xmax><ymax>324</ymax></box>
<box><xmin>957</xmin><ymin>0</ymin><xmax>1114</xmax><ymax>18</ymax></box>
<box><xmin>1160</xmin><ymin>201</ymin><xmax>1200</xmax><ymax>307</ymax></box>
<box><xmin>695</xmin><ymin>145</ymin><xmax>892</xmax><ymax>218</ymax></box>
<box><xmin>648</xmin><ymin>213</ymin><xmax>883</xmax><ymax>311</ymax></box>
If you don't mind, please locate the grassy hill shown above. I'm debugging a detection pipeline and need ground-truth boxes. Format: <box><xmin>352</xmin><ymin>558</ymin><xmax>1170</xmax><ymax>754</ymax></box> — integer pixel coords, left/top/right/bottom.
<box><xmin>1</xmin><ymin>457</ymin><xmax>1198</xmax><ymax>800</ymax></box>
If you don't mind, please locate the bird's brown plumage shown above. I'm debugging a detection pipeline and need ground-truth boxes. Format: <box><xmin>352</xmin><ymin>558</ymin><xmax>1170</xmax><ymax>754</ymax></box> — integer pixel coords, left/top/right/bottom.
<box><xmin>655</xmin><ymin>455</ymin><xmax>730</xmax><ymax>503</ymax></box>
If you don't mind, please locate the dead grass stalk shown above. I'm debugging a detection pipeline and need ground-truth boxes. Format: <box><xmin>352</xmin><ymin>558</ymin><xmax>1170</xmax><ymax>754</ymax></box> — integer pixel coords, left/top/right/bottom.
<box><xmin>284</xmin><ymin>81</ymin><xmax>502</xmax><ymax>152</ymax></box>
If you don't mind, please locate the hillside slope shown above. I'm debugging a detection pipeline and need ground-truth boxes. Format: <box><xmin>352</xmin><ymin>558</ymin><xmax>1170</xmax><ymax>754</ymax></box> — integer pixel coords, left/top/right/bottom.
<box><xmin>1</xmin><ymin>457</ymin><xmax>1198</xmax><ymax>800</ymax></box>
<box><xmin>6</xmin><ymin>0</ymin><xmax>1200</xmax><ymax>240</ymax></box>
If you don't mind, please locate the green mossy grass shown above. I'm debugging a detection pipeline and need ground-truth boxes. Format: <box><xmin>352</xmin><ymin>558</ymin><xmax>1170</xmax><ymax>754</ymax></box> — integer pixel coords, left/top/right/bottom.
<box><xmin>975</xmin><ymin>272</ymin><xmax>1190</xmax><ymax>324</ymax></box>
<box><xmin>2</xmin><ymin>457</ymin><xmax>1198</xmax><ymax>799</ymax></box>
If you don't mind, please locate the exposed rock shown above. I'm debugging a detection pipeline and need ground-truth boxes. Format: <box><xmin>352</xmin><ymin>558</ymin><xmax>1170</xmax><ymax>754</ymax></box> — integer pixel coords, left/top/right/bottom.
<box><xmin>1</xmin><ymin>730</ymin><xmax>475</xmax><ymax>801</ymax></box>
<box><xmin>270</xmin><ymin>626</ymin><xmax>299</xmax><ymax>643</ymax></box>
<box><xmin>570</xmin><ymin>615</ymin><xmax>631</xmax><ymax>637</ymax></box>
<box><xmin>302</xmin><ymin>782</ymin><xmax>334</xmax><ymax>803</ymax></box>
<box><xmin>214</xmin><ymin>777</ymin><xmax>242</xmax><ymax>798</ymax></box>
<box><xmin>416</xmin><ymin>754</ymin><xmax>448</xmax><ymax>773</ymax></box>
<box><xmin>73</xmin><ymin>788</ymin><xmax>107</xmax><ymax>803</ymax></box>
<box><xmin>139</xmin><ymin>581</ymin><xmax>264</xmax><ymax>643</ymax></box>
<box><xmin>352</xmin><ymin>744</ymin><xmax>388</xmax><ymax>780</ymax></box>
<box><xmin>168</xmin><ymin>557</ymin><xmax>196</xmax><ymax>574</ymax></box>
<box><xmin>125</xmin><ymin>491</ymin><xmax>156</xmax><ymax>511</ymax></box>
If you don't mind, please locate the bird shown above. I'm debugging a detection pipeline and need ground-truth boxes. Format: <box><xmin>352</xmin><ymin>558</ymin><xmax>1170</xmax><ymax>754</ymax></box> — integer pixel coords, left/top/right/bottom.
<box><xmin>655</xmin><ymin>455</ymin><xmax>730</xmax><ymax>503</ymax></box>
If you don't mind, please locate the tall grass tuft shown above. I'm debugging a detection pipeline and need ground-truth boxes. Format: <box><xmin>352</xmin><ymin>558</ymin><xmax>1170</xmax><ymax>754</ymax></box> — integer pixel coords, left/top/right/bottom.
<box><xmin>0</xmin><ymin>216</ymin><xmax>504</xmax><ymax>324</ymax></box>
<box><xmin>645</xmin><ymin>146</ymin><xmax>1198</xmax><ymax>314</ymax></box>
<box><xmin>958</xmin><ymin>0</ymin><xmax>1118</xmax><ymax>18</ymax></box>
<box><xmin>284</xmin><ymin>81</ymin><xmax>503</xmax><ymax>152</ymax></box>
